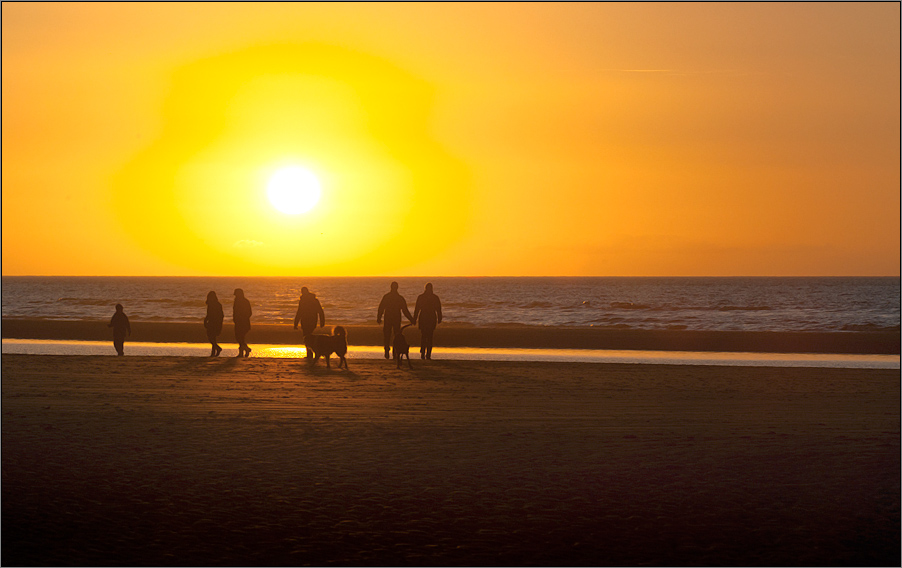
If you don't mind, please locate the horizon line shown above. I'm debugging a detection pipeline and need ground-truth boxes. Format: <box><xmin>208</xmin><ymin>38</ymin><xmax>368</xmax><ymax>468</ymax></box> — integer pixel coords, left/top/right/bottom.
<box><xmin>2</xmin><ymin>274</ymin><xmax>899</xmax><ymax>279</ymax></box>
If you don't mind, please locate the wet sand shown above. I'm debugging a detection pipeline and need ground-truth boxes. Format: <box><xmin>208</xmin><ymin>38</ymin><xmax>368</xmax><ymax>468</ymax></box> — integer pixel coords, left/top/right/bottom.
<box><xmin>3</xmin><ymin>317</ymin><xmax>900</xmax><ymax>354</ymax></box>
<box><xmin>2</xmin><ymin>354</ymin><xmax>899</xmax><ymax>566</ymax></box>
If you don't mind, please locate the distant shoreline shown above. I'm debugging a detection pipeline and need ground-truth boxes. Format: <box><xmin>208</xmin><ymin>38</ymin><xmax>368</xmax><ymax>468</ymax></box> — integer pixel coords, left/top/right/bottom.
<box><xmin>2</xmin><ymin>318</ymin><xmax>898</xmax><ymax>355</ymax></box>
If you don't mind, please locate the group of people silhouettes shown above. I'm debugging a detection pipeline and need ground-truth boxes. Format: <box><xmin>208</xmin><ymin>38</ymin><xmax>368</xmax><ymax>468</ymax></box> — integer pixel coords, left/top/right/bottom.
<box><xmin>110</xmin><ymin>282</ymin><xmax>442</xmax><ymax>361</ymax></box>
<box><xmin>202</xmin><ymin>289</ymin><xmax>252</xmax><ymax>357</ymax></box>
<box><xmin>378</xmin><ymin>281</ymin><xmax>443</xmax><ymax>360</ymax></box>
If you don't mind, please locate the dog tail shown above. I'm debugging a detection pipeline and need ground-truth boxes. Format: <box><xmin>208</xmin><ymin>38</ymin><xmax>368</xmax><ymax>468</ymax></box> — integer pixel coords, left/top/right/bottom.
<box><xmin>400</xmin><ymin>323</ymin><xmax>412</xmax><ymax>333</ymax></box>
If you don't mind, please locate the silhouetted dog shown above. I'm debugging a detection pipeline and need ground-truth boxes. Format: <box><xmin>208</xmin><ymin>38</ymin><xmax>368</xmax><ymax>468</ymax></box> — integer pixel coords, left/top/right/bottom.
<box><xmin>393</xmin><ymin>323</ymin><xmax>413</xmax><ymax>369</ymax></box>
<box><xmin>305</xmin><ymin>326</ymin><xmax>348</xmax><ymax>369</ymax></box>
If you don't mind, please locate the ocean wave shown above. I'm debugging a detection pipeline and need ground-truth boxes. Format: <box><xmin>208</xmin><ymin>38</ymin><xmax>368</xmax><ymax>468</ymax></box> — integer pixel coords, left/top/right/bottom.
<box><xmin>609</xmin><ymin>302</ymin><xmax>653</xmax><ymax>310</ymax></box>
<box><xmin>144</xmin><ymin>298</ymin><xmax>189</xmax><ymax>303</ymax></box>
<box><xmin>444</xmin><ymin>302</ymin><xmax>491</xmax><ymax>309</ymax></box>
<box><xmin>56</xmin><ymin>298</ymin><xmax>112</xmax><ymax>306</ymax></box>
<box><xmin>133</xmin><ymin>315</ymin><xmax>198</xmax><ymax>322</ymax></box>
<box><xmin>589</xmin><ymin>316</ymin><xmax>627</xmax><ymax>325</ymax></box>
<box><xmin>2</xmin><ymin>276</ymin><xmax>895</xmax><ymax>334</ymax></box>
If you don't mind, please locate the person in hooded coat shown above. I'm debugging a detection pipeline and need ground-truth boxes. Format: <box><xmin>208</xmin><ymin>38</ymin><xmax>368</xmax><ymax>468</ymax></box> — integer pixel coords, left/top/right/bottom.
<box><xmin>233</xmin><ymin>288</ymin><xmax>252</xmax><ymax>357</ymax></box>
<box><xmin>413</xmin><ymin>283</ymin><xmax>443</xmax><ymax>360</ymax></box>
<box><xmin>108</xmin><ymin>303</ymin><xmax>131</xmax><ymax>356</ymax></box>
<box><xmin>204</xmin><ymin>291</ymin><xmax>224</xmax><ymax>356</ymax></box>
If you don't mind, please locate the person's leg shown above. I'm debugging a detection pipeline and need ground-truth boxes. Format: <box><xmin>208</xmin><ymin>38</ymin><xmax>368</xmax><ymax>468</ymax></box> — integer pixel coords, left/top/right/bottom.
<box><xmin>239</xmin><ymin>324</ymin><xmax>252</xmax><ymax>356</ymax></box>
<box><xmin>236</xmin><ymin>328</ymin><xmax>247</xmax><ymax>357</ymax></box>
<box><xmin>422</xmin><ymin>326</ymin><xmax>435</xmax><ymax>359</ymax></box>
<box><xmin>302</xmin><ymin>322</ymin><xmax>315</xmax><ymax>358</ymax></box>
<box><xmin>392</xmin><ymin>322</ymin><xmax>404</xmax><ymax>359</ymax></box>
<box><xmin>114</xmin><ymin>335</ymin><xmax>125</xmax><ymax>356</ymax></box>
<box><xmin>212</xmin><ymin>326</ymin><xmax>223</xmax><ymax>355</ymax></box>
<box><xmin>383</xmin><ymin>322</ymin><xmax>393</xmax><ymax>358</ymax></box>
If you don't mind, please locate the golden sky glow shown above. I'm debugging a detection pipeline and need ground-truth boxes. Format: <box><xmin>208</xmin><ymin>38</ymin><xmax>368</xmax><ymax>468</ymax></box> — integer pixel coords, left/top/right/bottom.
<box><xmin>3</xmin><ymin>3</ymin><xmax>899</xmax><ymax>276</ymax></box>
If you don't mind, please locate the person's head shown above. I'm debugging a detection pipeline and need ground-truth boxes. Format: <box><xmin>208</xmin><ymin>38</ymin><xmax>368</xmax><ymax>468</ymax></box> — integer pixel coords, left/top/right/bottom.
<box><xmin>206</xmin><ymin>291</ymin><xmax>218</xmax><ymax>303</ymax></box>
<box><xmin>301</xmin><ymin>287</ymin><xmax>309</xmax><ymax>295</ymax></box>
<box><xmin>425</xmin><ymin>283</ymin><xmax>433</xmax><ymax>294</ymax></box>
<box><xmin>234</xmin><ymin>288</ymin><xmax>244</xmax><ymax>298</ymax></box>
<box><xmin>390</xmin><ymin>281</ymin><xmax>399</xmax><ymax>292</ymax></box>
<box><xmin>115</xmin><ymin>303</ymin><xmax>123</xmax><ymax>312</ymax></box>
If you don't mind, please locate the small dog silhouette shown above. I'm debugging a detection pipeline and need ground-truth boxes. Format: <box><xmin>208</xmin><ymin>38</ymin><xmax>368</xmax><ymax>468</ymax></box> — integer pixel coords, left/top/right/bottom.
<box><xmin>393</xmin><ymin>323</ymin><xmax>413</xmax><ymax>369</ymax></box>
<box><xmin>305</xmin><ymin>326</ymin><xmax>348</xmax><ymax>369</ymax></box>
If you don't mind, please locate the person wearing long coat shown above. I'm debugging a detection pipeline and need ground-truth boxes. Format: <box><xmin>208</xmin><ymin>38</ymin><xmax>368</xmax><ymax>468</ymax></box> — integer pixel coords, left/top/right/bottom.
<box><xmin>413</xmin><ymin>283</ymin><xmax>442</xmax><ymax>360</ymax></box>
<box><xmin>233</xmin><ymin>288</ymin><xmax>252</xmax><ymax>357</ymax></box>
<box><xmin>108</xmin><ymin>303</ymin><xmax>131</xmax><ymax>356</ymax></box>
<box><xmin>204</xmin><ymin>291</ymin><xmax>224</xmax><ymax>356</ymax></box>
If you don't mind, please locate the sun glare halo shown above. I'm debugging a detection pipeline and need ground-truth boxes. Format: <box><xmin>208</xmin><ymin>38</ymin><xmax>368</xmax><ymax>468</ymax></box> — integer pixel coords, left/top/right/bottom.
<box><xmin>267</xmin><ymin>166</ymin><xmax>322</xmax><ymax>215</ymax></box>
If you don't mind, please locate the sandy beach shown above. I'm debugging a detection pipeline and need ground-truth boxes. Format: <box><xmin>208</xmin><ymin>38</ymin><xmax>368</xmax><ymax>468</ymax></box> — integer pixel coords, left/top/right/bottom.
<box><xmin>2</xmin><ymin>354</ymin><xmax>898</xmax><ymax>566</ymax></box>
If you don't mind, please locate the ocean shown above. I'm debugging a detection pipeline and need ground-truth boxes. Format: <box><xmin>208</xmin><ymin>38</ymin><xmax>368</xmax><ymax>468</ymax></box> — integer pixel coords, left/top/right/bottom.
<box><xmin>2</xmin><ymin>276</ymin><xmax>899</xmax><ymax>333</ymax></box>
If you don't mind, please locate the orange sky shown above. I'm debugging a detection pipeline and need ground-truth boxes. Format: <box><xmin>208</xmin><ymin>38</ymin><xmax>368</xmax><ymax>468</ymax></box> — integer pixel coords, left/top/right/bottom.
<box><xmin>3</xmin><ymin>3</ymin><xmax>899</xmax><ymax>276</ymax></box>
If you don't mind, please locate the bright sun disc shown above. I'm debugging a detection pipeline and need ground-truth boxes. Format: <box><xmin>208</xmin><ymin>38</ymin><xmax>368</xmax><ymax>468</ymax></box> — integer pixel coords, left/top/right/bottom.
<box><xmin>267</xmin><ymin>166</ymin><xmax>321</xmax><ymax>215</ymax></box>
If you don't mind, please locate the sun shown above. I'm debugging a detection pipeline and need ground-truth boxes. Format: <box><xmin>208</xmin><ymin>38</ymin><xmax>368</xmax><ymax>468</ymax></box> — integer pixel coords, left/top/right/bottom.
<box><xmin>266</xmin><ymin>166</ymin><xmax>322</xmax><ymax>215</ymax></box>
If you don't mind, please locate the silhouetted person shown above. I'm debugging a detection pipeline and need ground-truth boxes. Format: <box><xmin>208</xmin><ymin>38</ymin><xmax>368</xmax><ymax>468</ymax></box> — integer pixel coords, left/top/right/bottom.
<box><xmin>413</xmin><ymin>283</ymin><xmax>443</xmax><ymax>360</ymax></box>
<box><xmin>294</xmin><ymin>286</ymin><xmax>325</xmax><ymax>359</ymax></box>
<box><xmin>233</xmin><ymin>288</ymin><xmax>252</xmax><ymax>357</ymax></box>
<box><xmin>108</xmin><ymin>303</ymin><xmax>131</xmax><ymax>356</ymax></box>
<box><xmin>377</xmin><ymin>281</ymin><xmax>413</xmax><ymax>359</ymax></box>
<box><xmin>204</xmin><ymin>291</ymin><xmax>224</xmax><ymax>357</ymax></box>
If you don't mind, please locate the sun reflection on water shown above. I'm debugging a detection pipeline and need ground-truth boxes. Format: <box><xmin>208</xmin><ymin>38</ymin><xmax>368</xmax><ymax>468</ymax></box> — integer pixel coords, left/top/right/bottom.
<box><xmin>1</xmin><ymin>340</ymin><xmax>898</xmax><ymax>369</ymax></box>
<box><xmin>255</xmin><ymin>345</ymin><xmax>308</xmax><ymax>358</ymax></box>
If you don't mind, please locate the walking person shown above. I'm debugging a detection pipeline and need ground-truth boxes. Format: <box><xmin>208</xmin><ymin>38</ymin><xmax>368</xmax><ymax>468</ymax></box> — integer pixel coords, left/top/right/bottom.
<box><xmin>233</xmin><ymin>288</ymin><xmax>252</xmax><ymax>357</ymax></box>
<box><xmin>413</xmin><ymin>283</ymin><xmax>443</xmax><ymax>360</ymax></box>
<box><xmin>204</xmin><ymin>291</ymin><xmax>224</xmax><ymax>356</ymax></box>
<box><xmin>377</xmin><ymin>281</ymin><xmax>413</xmax><ymax>359</ymax></box>
<box><xmin>294</xmin><ymin>286</ymin><xmax>325</xmax><ymax>359</ymax></box>
<box><xmin>108</xmin><ymin>303</ymin><xmax>131</xmax><ymax>356</ymax></box>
